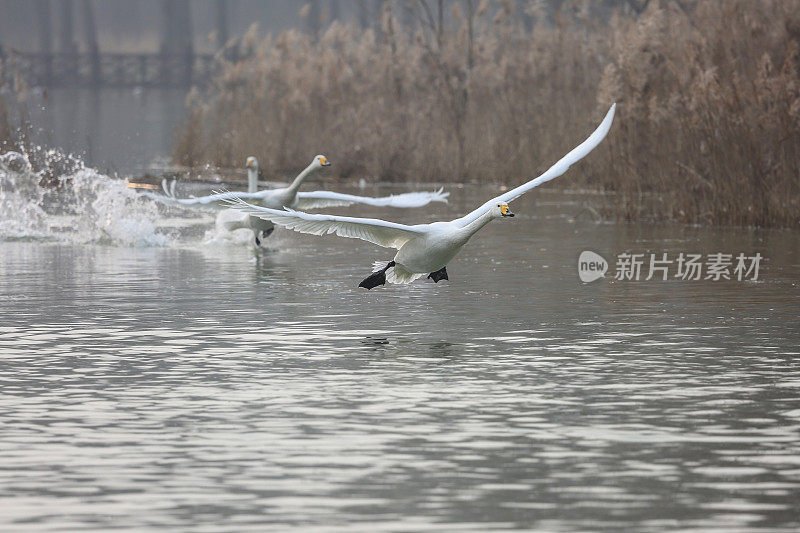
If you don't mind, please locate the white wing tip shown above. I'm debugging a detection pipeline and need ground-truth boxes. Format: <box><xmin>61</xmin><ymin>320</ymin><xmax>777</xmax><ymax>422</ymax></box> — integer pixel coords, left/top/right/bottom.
<box><xmin>605</xmin><ymin>103</ymin><xmax>616</xmax><ymax>124</ymax></box>
<box><xmin>219</xmin><ymin>190</ymin><xmax>246</xmax><ymax>210</ymax></box>
<box><xmin>595</xmin><ymin>103</ymin><xmax>617</xmax><ymax>141</ymax></box>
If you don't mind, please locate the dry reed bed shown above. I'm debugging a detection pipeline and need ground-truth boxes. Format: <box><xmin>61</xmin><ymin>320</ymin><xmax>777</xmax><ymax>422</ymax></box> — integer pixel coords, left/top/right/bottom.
<box><xmin>174</xmin><ymin>0</ymin><xmax>799</xmax><ymax>227</ymax></box>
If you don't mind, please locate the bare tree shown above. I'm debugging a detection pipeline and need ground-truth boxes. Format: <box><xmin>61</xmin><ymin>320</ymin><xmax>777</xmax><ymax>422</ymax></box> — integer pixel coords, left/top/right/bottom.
<box><xmin>81</xmin><ymin>0</ymin><xmax>100</xmax><ymax>86</ymax></box>
<box><xmin>58</xmin><ymin>0</ymin><xmax>78</xmax><ymax>55</ymax></box>
<box><xmin>307</xmin><ymin>0</ymin><xmax>321</xmax><ymax>39</ymax></box>
<box><xmin>356</xmin><ymin>0</ymin><xmax>368</xmax><ymax>29</ymax></box>
<box><xmin>159</xmin><ymin>0</ymin><xmax>193</xmax><ymax>85</ymax></box>
<box><xmin>215</xmin><ymin>0</ymin><xmax>228</xmax><ymax>48</ymax></box>
<box><xmin>33</xmin><ymin>0</ymin><xmax>53</xmax><ymax>84</ymax></box>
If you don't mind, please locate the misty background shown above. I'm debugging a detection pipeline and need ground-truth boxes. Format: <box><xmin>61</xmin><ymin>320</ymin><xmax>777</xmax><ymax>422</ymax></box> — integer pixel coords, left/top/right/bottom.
<box><xmin>0</xmin><ymin>0</ymin><xmax>438</xmax><ymax>173</ymax></box>
<box><xmin>1</xmin><ymin>1</ymin><xmax>797</xmax><ymax>227</ymax></box>
<box><xmin>0</xmin><ymin>1</ymin><xmax>393</xmax><ymax>53</ymax></box>
<box><xmin>0</xmin><ymin>0</ymin><xmax>616</xmax><ymax>174</ymax></box>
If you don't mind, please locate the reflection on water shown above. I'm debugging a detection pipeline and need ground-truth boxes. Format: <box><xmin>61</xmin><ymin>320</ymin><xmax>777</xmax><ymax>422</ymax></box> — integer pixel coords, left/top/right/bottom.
<box><xmin>1</xmin><ymin>188</ymin><xmax>800</xmax><ymax>531</ymax></box>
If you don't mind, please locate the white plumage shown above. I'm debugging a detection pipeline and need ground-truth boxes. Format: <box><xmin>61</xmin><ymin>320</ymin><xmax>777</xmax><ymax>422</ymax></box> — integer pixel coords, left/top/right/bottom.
<box><xmin>227</xmin><ymin>104</ymin><xmax>616</xmax><ymax>286</ymax></box>
<box><xmin>295</xmin><ymin>189</ymin><xmax>448</xmax><ymax>210</ymax></box>
<box><xmin>145</xmin><ymin>155</ymin><xmax>448</xmax><ymax>246</ymax></box>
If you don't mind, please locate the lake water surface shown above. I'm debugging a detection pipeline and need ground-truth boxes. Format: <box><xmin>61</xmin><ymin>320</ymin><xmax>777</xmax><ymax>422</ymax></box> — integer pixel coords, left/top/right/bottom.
<box><xmin>1</xmin><ymin>170</ymin><xmax>799</xmax><ymax>531</ymax></box>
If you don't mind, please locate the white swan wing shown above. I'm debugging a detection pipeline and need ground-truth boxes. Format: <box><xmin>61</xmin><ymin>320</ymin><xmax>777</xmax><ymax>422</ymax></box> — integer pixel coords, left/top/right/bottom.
<box><xmin>165</xmin><ymin>189</ymin><xmax>269</xmax><ymax>206</ymax></box>
<box><xmin>225</xmin><ymin>197</ymin><xmax>427</xmax><ymax>249</ymax></box>
<box><xmin>455</xmin><ymin>104</ymin><xmax>616</xmax><ymax>226</ymax></box>
<box><xmin>294</xmin><ymin>188</ymin><xmax>449</xmax><ymax>210</ymax></box>
<box><xmin>141</xmin><ymin>178</ymin><xmax>275</xmax><ymax>207</ymax></box>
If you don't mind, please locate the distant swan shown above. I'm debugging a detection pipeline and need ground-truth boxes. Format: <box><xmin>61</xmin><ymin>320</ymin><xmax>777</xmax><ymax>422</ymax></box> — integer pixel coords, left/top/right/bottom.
<box><xmin>150</xmin><ymin>155</ymin><xmax>449</xmax><ymax>246</ymax></box>
<box><xmin>226</xmin><ymin>104</ymin><xmax>616</xmax><ymax>286</ymax></box>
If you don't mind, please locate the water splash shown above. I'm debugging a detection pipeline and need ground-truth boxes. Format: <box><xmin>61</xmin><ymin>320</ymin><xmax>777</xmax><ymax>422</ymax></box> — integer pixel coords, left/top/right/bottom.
<box><xmin>0</xmin><ymin>149</ymin><xmax>172</xmax><ymax>246</ymax></box>
<box><xmin>202</xmin><ymin>209</ymin><xmax>255</xmax><ymax>247</ymax></box>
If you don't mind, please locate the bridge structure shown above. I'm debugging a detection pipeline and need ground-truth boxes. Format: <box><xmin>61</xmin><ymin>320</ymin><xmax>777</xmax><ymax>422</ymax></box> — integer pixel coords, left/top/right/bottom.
<box><xmin>0</xmin><ymin>0</ymin><xmax>249</xmax><ymax>90</ymax></box>
<box><xmin>0</xmin><ymin>47</ymin><xmax>244</xmax><ymax>89</ymax></box>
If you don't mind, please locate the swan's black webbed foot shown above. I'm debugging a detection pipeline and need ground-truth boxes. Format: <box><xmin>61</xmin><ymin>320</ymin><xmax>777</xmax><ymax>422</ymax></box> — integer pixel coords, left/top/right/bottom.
<box><xmin>428</xmin><ymin>267</ymin><xmax>448</xmax><ymax>283</ymax></box>
<box><xmin>254</xmin><ymin>228</ymin><xmax>274</xmax><ymax>247</ymax></box>
<box><xmin>359</xmin><ymin>261</ymin><xmax>395</xmax><ymax>290</ymax></box>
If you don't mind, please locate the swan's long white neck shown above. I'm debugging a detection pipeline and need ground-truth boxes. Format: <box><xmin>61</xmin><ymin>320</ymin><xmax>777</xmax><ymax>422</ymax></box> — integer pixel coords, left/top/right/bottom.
<box><xmin>285</xmin><ymin>161</ymin><xmax>317</xmax><ymax>197</ymax></box>
<box><xmin>458</xmin><ymin>209</ymin><xmax>496</xmax><ymax>240</ymax></box>
<box><xmin>247</xmin><ymin>167</ymin><xmax>258</xmax><ymax>193</ymax></box>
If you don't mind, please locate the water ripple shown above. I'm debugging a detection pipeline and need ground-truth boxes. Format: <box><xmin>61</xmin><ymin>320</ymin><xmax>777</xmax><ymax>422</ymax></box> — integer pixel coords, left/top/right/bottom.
<box><xmin>1</xmin><ymin>210</ymin><xmax>799</xmax><ymax>531</ymax></box>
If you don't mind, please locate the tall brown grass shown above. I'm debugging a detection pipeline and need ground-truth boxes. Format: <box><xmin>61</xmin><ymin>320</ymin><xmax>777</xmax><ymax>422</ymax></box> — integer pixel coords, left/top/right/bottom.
<box><xmin>174</xmin><ymin>0</ymin><xmax>800</xmax><ymax>228</ymax></box>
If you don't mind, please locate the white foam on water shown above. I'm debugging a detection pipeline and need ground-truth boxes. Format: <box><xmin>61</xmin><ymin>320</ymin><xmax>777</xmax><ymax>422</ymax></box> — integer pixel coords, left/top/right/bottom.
<box><xmin>0</xmin><ymin>150</ymin><xmax>173</xmax><ymax>246</ymax></box>
<box><xmin>0</xmin><ymin>149</ymin><xmax>297</xmax><ymax>252</ymax></box>
<box><xmin>201</xmin><ymin>208</ymin><xmax>256</xmax><ymax>247</ymax></box>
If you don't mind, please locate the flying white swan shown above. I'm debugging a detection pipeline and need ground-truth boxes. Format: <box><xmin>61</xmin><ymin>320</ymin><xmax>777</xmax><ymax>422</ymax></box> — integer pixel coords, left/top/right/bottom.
<box><xmin>225</xmin><ymin>104</ymin><xmax>616</xmax><ymax>287</ymax></box>
<box><xmin>148</xmin><ymin>155</ymin><xmax>449</xmax><ymax>245</ymax></box>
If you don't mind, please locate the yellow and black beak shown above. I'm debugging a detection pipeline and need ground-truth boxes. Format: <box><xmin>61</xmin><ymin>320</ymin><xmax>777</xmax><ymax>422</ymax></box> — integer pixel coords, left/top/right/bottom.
<box><xmin>500</xmin><ymin>204</ymin><xmax>515</xmax><ymax>217</ymax></box>
<box><xmin>320</xmin><ymin>157</ymin><xmax>331</xmax><ymax>166</ymax></box>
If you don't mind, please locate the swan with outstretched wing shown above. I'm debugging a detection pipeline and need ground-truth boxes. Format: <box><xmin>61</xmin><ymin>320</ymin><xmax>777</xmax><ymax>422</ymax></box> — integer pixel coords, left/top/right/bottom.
<box><xmin>226</xmin><ymin>104</ymin><xmax>616</xmax><ymax>287</ymax></box>
<box><xmin>144</xmin><ymin>155</ymin><xmax>448</xmax><ymax>246</ymax></box>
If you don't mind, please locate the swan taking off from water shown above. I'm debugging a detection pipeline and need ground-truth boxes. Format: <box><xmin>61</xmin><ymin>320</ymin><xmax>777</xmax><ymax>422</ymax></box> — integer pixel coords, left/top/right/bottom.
<box><xmin>226</xmin><ymin>104</ymin><xmax>616</xmax><ymax>287</ymax></box>
<box><xmin>150</xmin><ymin>155</ymin><xmax>449</xmax><ymax>246</ymax></box>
